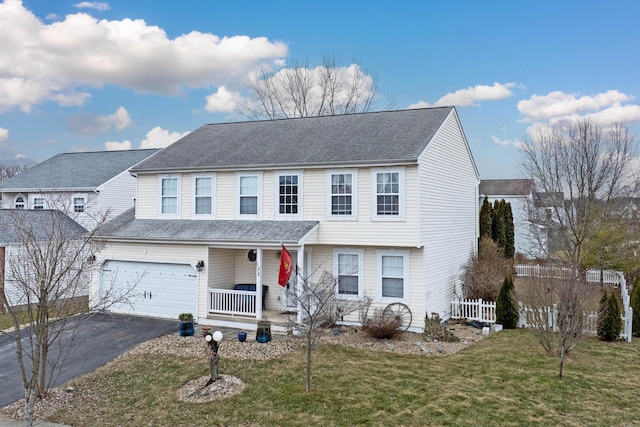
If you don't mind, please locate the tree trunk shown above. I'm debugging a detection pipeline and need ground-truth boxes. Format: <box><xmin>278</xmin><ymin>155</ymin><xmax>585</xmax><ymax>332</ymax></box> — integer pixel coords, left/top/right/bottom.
<box><xmin>558</xmin><ymin>345</ymin><xmax>565</xmax><ymax>380</ymax></box>
<box><xmin>23</xmin><ymin>385</ymin><xmax>37</xmax><ymax>427</ymax></box>
<box><xmin>305</xmin><ymin>336</ymin><xmax>312</xmax><ymax>393</ymax></box>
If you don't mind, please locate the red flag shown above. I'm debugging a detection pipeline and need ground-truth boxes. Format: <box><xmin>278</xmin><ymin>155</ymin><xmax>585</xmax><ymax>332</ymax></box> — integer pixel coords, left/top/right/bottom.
<box><xmin>278</xmin><ymin>245</ymin><xmax>293</xmax><ymax>287</ymax></box>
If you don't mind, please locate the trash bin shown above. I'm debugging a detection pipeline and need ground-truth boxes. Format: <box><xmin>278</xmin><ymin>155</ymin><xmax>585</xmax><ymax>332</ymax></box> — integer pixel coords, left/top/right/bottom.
<box><xmin>256</xmin><ymin>320</ymin><xmax>272</xmax><ymax>343</ymax></box>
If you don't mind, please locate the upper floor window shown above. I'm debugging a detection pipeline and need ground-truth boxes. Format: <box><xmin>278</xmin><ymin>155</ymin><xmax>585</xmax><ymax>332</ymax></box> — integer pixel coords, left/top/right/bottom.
<box><xmin>330</xmin><ymin>172</ymin><xmax>355</xmax><ymax>217</ymax></box>
<box><xmin>73</xmin><ymin>197</ymin><xmax>85</xmax><ymax>213</ymax></box>
<box><xmin>14</xmin><ymin>195</ymin><xmax>25</xmax><ymax>209</ymax></box>
<box><xmin>372</xmin><ymin>169</ymin><xmax>404</xmax><ymax>220</ymax></box>
<box><xmin>33</xmin><ymin>197</ymin><xmax>44</xmax><ymax>210</ymax></box>
<box><xmin>193</xmin><ymin>176</ymin><xmax>214</xmax><ymax>216</ymax></box>
<box><xmin>377</xmin><ymin>250</ymin><xmax>409</xmax><ymax>301</ymax></box>
<box><xmin>160</xmin><ymin>176</ymin><xmax>179</xmax><ymax>215</ymax></box>
<box><xmin>238</xmin><ymin>174</ymin><xmax>259</xmax><ymax>216</ymax></box>
<box><xmin>277</xmin><ymin>173</ymin><xmax>300</xmax><ymax>216</ymax></box>
<box><xmin>334</xmin><ymin>249</ymin><xmax>364</xmax><ymax>298</ymax></box>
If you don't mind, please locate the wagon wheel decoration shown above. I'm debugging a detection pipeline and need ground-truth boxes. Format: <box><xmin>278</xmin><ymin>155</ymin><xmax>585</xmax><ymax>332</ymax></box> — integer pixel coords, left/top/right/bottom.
<box><xmin>383</xmin><ymin>302</ymin><xmax>412</xmax><ymax>331</ymax></box>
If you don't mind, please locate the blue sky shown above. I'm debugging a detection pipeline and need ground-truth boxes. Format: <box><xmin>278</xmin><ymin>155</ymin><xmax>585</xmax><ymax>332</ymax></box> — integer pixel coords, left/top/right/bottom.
<box><xmin>0</xmin><ymin>0</ymin><xmax>639</xmax><ymax>179</ymax></box>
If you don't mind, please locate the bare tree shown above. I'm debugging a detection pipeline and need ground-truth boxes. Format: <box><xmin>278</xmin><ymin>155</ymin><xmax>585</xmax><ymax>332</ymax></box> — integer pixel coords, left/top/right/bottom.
<box><xmin>237</xmin><ymin>54</ymin><xmax>386</xmax><ymax>120</ymax></box>
<box><xmin>0</xmin><ymin>163</ymin><xmax>30</xmax><ymax>182</ymax></box>
<box><xmin>519</xmin><ymin>118</ymin><xmax>638</xmax><ymax>378</ymax></box>
<box><xmin>286</xmin><ymin>271</ymin><xmax>368</xmax><ymax>393</ymax></box>
<box><xmin>0</xmin><ymin>208</ymin><xmax>131</xmax><ymax>426</ymax></box>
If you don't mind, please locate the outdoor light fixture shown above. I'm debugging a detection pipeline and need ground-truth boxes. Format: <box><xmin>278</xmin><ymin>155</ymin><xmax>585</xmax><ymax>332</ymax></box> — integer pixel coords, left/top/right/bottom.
<box><xmin>195</xmin><ymin>260</ymin><xmax>205</xmax><ymax>272</ymax></box>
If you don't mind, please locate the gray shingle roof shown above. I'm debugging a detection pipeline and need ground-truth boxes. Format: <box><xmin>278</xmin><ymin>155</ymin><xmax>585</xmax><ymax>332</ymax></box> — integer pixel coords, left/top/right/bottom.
<box><xmin>0</xmin><ymin>209</ymin><xmax>87</xmax><ymax>244</ymax></box>
<box><xmin>97</xmin><ymin>208</ymin><xmax>318</xmax><ymax>244</ymax></box>
<box><xmin>479</xmin><ymin>179</ymin><xmax>533</xmax><ymax>196</ymax></box>
<box><xmin>131</xmin><ymin>107</ymin><xmax>454</xmax><ymax>172</ymax></box>
<box><xmin>0</xmin><ymin>149</ymin><xmax>160</xmax><ymax>191</ymax></box>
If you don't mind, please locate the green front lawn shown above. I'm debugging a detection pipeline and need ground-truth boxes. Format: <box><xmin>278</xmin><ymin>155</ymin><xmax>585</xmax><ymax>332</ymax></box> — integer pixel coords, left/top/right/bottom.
<box><xmin>43</xmin><ymin>329</ymin><xmax>640</xmax><ymax>427</ymax></box>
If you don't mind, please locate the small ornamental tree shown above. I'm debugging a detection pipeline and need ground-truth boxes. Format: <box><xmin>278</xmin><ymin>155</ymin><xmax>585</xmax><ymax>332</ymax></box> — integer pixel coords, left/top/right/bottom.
<box><xmin>496</xmin><ymin>275</ymin><xmax>519</xmax><ymax>329</ymax></box>
<box><xmin>479</xmin><ymin>196</ymin><xmax>493</xmax><ymax>240</ymax></box>
<box><xmin>631</xmin><ymin>278</ymin><xmax>640</xmax><ymax>337</ymax></box>
<box><xmin>597</xmin><ymin>291</ymin><xmax>622</xmax><ymax>341</ymax></box>
<box><xmin>503</xmin><ymin>202</ymin><xmax>515</xmax><ymax>259</ymax></box>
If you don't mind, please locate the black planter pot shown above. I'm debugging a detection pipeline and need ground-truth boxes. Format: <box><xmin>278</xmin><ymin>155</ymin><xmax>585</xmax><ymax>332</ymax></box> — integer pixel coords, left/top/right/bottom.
<box><xmin>179</xmin><ymin>321</ymin><xmax>195</xmax><ymax>336</ymax></box>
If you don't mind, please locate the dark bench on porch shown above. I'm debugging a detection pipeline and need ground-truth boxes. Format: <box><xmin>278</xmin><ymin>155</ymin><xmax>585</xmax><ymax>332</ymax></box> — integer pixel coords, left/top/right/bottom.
<box><xmin>233</xmin><ymin>284</ymin><xmax>269</xmax><ymax>310</ymax></box>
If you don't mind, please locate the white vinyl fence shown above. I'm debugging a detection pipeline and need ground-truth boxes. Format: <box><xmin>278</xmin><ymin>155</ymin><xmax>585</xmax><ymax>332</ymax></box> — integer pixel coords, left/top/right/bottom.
<box><xmin>451</xmin><ymin>265</ymin><xmax>633</xmax><ymax>342</ymax></box>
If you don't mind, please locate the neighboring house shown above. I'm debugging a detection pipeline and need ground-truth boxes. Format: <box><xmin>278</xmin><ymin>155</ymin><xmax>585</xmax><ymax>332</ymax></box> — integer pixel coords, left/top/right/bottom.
<box><xmin>92</xmin><ymin>107</ymin><xmax>479</xmax><ymax>332</ymax></box>
<box><xmin>0</xmin><ymin>209</ymin><xmax>88</xmax><ymax>312</ymax></box>
<box><xmin>0</xmin><ymin>149</ymin><xmax>160</xmax><ymax>230</ymax></box>
<box><xmin>479</xmin><ymin>179</ymin><xmax>536</xmax><ymax>256</ymax></box>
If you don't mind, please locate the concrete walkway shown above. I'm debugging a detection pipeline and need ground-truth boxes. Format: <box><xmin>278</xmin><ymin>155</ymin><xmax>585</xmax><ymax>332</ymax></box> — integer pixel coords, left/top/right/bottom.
<box><xmin>0</xmin><ymin>413</ymin><xmax>70</xmax><ymax>426</ymax></box>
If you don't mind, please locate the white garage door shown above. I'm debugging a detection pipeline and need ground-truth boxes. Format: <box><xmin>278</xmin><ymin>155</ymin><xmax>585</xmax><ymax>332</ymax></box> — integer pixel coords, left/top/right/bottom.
<box><xmin>100</xmin><ymin>261</ymin><xmax>197</xmax><ymax>319</ymax></box>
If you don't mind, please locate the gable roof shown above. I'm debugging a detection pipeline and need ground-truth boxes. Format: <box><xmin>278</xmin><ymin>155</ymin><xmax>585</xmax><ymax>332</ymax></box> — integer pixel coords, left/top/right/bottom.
<box><xmin>0</xmin><ymin>209</ymin><xmax>87</xmax><ymax>244</ymax></box>
<box><xmin>0</xmin><ymin>149</ymin><xmax>160</xmax><ymax>192</ymax></box>
<box><xmin>479</xmin><ymin>179</ymin><xmax>533</xmax><ymax>197</ymax></box>
<box><xmin>130</xmin><ymin>107</ymin><xmax>454</xmax><ymax>173</ymax></box>
<box><xmin>96</xmin><ymin>208</ymin><xmax>318</xmax><ymax>245</ymax></box>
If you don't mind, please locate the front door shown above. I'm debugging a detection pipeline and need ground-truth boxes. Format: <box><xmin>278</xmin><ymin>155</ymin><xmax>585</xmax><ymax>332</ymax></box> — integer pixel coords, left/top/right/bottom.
<box><xmin>284</xmin><ymin>251</ymin><xmax>311</xmax><ymax>311</ymax></box>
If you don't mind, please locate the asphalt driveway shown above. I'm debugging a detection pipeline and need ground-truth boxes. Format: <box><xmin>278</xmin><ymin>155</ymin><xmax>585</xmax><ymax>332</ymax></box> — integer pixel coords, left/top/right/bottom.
<box><xmin>0</xmin><ymin>313</ymin><xmax>178</xmax><ymax>407</ymax></box>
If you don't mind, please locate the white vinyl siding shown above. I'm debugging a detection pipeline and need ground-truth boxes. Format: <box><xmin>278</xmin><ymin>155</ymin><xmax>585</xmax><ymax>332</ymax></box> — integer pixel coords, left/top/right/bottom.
<box><xmin>97</xmin><ymin>169</ymin><xmax>139</xmax><ymax>220</ymax></box>
<box><xmin>333</xmin><ymin>249</ymin><xmax>364</xmax><ymax>298</ymax></box>
<box><xmin>418</xmin><ymin>110</ymin><xmax>479</xmax><ymax>319</ymax></box>
<box><xmin>159</xmin><ymin>176</ymin><xmax>180</xmax><ymax>216</ymax></box>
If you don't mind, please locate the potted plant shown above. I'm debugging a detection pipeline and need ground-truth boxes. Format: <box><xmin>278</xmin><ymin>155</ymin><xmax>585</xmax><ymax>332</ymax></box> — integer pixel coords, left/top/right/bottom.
<box><xmin>178</xmin><ymin>313</ymin><xmax>194</xmax><ymax>336</ymax></box>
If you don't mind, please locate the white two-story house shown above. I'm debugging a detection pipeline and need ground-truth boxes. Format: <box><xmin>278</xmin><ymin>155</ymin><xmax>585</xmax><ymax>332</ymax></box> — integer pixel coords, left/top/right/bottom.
<box><xmin>92</xmin><ymin>107</ymin><xmax>479</xmax><ymax>332</ymax></box>
<box><xmin>0</xmin><ymin>149</ymin><xmax>160</xmax><ymax>230</ymax></box>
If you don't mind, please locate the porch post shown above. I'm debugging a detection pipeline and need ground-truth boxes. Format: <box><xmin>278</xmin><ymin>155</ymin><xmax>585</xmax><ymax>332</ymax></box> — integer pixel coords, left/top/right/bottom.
<box><xmin>296</xmin><ymin>246</ymin><xmax>304</xmax><ymax>325</ymax></box>
<box><xmin>256</xmin><ymin>249</ymin><xmax>263</xmax><ymax>319</ymax></box>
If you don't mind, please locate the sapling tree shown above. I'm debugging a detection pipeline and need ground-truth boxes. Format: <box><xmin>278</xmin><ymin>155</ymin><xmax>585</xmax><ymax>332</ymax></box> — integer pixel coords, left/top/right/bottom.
<box><xmin>496</xmin><ymin>275</ymin><xmax>519</xmax><ymax>329</ymax></box>
<box><xmin>286</xmin><ymin>270</ymin><xmax>368</xmax><ymax>393</ymax></box>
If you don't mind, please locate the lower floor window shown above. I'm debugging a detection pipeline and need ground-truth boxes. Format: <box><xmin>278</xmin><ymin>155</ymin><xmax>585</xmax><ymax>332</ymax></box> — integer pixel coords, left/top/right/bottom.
<box><xmin>334</xmin><ymin>250</ymin><xmax>363</xmax><ymax>297</ymax></box>
<box><xmin>380</xmin><ymin>253</ymin><xmax>406</xmax><ymax>299</ymax></box>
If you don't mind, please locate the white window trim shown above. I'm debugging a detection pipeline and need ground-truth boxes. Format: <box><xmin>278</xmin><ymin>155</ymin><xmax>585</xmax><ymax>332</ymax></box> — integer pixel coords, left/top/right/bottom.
<box><xmin>376</xmin><ymin>249</ymin><xmax>410</xmax><ymax>303</ymax></box>
<box><xmin>72</xmin><ymin>193</ymin><xmax>88</xmax><ymax>213</ymax></box>
<box><xmin>191</xmin><ymin>174</ymin><xmax>215</xmax><ymax>219</ymax></box>
<box><xmin>158</xmin><ymin>175</ymin><xmax>181</xmax><ymax>217</ymax></box>
<box><xmin>333</xmin><ymin>248</ymin><xmax>365</xmax><ymax>299</ymax></box>
<box><xmin>14</xmin><ymin>194</ymin><xmax>25</xmax><ymax>209</ymax></box>
<box><xmin>326</xmin><ymin>169</ymin><xmax>358</xmax><ymax>221</ymax></box>
<box><xmin>31</xmin><ymin>195</ymin><xmax>46</xmax><ymax>210</ymax></box>
<box><xmin>275</xmin><ymin>171</ymin><xmax>302</xmax><ymax>220</ymax></box>
<box><xmin>371</xmin><ymin>167</ymin><xmax>405</xmax><ymax>221</ymax></box>
<box><xmin>236</xmin><ymin>172</ymin><xmax>262</xmax><ymax>219</ymax></box>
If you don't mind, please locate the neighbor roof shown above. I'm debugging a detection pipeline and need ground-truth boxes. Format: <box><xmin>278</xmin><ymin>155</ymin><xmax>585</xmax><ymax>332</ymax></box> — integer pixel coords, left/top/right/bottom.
<box><xmin>0</xmin><ymin>149</ymin><xmax>160</xmax><ymax>192</ymax></box>
<box><xmin>0</xmin><ymin>209</ymin><xmax>87</xmax><ymax>244</ymax></box>
<box><xmin>96</xmin><ymin>208</ymin><xmax>318</xmax><ymax>245</ymax></box>
<box><xmin>479</xmin><ymin>179</ymin><xmax>533</xmax><ymax>197</ymax></box>
<box><xmin>131</xmin><ymin>107</ymin><xmax>455</xmax><ymax>173</ymax></box>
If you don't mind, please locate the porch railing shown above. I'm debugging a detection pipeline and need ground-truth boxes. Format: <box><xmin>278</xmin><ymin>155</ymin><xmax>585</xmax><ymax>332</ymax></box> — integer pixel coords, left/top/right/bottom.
<box><xmin>208</xmin><ymin>289</ymin><xmax>258</xmax><ymax>317</ymax></box>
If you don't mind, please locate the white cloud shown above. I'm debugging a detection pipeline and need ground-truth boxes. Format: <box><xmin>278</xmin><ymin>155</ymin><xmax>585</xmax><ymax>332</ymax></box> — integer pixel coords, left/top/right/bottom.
<box><xmin>140</xmin><ymin>127</ymin><xmax>190</xmax><ymax>149</ymax></box>
<box><xmin>67</xmin><ymin>106</ymin><xmax>132</xmax><ymax>134</ymax></box>
<box><xmin>74</xmin><ymin>2</ymin><xmax>110</xmax><ymax>11</ymax></box>
<box><xmin>0</xmin><ymin>0</ymin><xmax>288</xmax><ymax>112</ymax></box>
<box><xmin>0</xmin><ymin>127</ymin><xmax>8</xmax><ymax>143</ymax></box>
<box><xmin>105</xmin><ymin>140</ymin><xmax>131</xmax><ymax>150</ymax></box>
<box><xmin>434</xmin><ymin>82</ymin><xmax>517</xmax><ymax>107</ymax></box>
<box><xmin>407</xmin><ymin>82</ymin><xmax>517</xmax><ymax>109</ymax></box>
<box><xmin>491</xmin><ymin>136</ymin><xmax>513</xmax><ymax>147</ymax></box>
<box><xmin>407</xmin><ymin>101</ymin><xmax>431</xmax><ymax>109</ymax></box>
<box><xmin>205</xmin><ymin>86</ymin><xmax>244</xmax><ymax>113</ymax></box>
<box><xmin>518</xmin><ymin>90</ymin><xmax>633</xmax><ymax>122</ymax></box>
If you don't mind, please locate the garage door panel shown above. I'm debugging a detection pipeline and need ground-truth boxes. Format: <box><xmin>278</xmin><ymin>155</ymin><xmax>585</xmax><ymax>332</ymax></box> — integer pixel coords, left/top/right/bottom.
<box><xmin>101</xmin><ymin>261</ymin><xmax>197</xmax><ymax>319</ymax></box>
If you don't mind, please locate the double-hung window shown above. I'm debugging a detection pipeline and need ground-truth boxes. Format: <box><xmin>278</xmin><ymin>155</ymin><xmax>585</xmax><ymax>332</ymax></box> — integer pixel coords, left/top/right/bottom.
<box><xmin>73</xmin><ymin>196</ymin><xmax>85</xmax><ymax>213</ymax></box>
<box><xmin>33</xmin><ymin>197</ymin><xmax>45</xmax><ymax>210</ymax></box>
<box><xmin>329</xmin><ymin>171</ymin><xmax>356</xmax><ymax>218</ymax></box>
<box><xmin>334</xmin><ymin>249</ymin><xmax>364</xmax><ymax>298</ymax></box>
<box><xmin>238</xmin><ymin>174</ymin><xmax>260</xmax><ymax>217</ymax></box>
<box><xmin>160</xmin><ymin>176</ymin><xmax>179</xmax><ymax>215</ymax></box>
<box><xmin>193</xmin><ymin>176</ymin><xmax>214</xmax><ymax>217</ymax></box>
<box><xmin>276</xmin><ymin>172</ymin><xmax>301</xmax><ymax>218</ymax></box>
<box><xmin>377</xmin><ymin>250</ymin><xmax>409</xmax><ymax>301</ymax></box>
<box><xmin>372</xmin><ymin>168</ymin><xmax>404</xmax><ymax>220</ymax></box>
